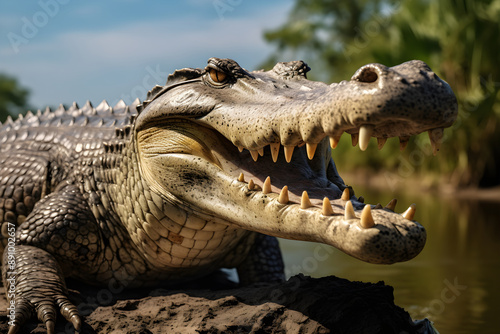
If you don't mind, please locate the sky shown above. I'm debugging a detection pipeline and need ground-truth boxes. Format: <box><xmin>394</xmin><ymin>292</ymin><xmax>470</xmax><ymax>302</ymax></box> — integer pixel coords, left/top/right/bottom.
<box><xmin>0</xmin><ymin>0</ymin><xmax>294</xmax><ymax>109</ymax></box>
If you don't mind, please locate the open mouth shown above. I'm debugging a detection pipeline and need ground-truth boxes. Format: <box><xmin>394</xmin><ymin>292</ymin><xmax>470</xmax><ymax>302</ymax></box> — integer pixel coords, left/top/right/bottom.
<box><xmin>137</xmin><ymin>118</ymin><xmax>428</xmax><ymax>264</ymax></box>
<box><xmin>134</xmin><ymin>58</ymin><xmax>457</xmax><ymax>265</ymax></box>
<box><xmin>213</xmin><ymin>125</ymin><xmax>424</xmax><ymax>227</ymax></box>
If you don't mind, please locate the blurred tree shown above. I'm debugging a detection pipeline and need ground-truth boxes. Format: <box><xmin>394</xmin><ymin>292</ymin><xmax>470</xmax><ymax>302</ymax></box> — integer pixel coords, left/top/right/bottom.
<box><xmin>262</xmin><ymin>0</ymin><xmax>500</xmax><ymax>187</ymax></box>
<box><xmin>0</xmin><ymin>73</ymin><xmax>30</xmax><ymax>122</ymax></box>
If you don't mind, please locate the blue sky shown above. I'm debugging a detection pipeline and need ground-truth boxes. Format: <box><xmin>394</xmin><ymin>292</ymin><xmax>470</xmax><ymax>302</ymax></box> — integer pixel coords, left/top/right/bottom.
<box><xmin>0</xmin><ymin>0</ymin><xmax>294</xmax><ymax>109</ymax></box>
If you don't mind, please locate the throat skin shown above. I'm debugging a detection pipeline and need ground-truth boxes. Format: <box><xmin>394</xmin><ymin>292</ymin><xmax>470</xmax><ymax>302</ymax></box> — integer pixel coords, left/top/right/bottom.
<box><xmin>102</xmin><ymin>132</ymin><xmax>254</xmax><ymax>280</ymax></box>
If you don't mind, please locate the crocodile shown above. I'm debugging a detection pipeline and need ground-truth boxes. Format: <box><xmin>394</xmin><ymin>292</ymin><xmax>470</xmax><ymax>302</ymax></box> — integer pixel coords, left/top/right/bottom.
<box><xmin>0</xmin><ymin>57</ymin><xmax>457</xmax><ymax>333</ymax></box>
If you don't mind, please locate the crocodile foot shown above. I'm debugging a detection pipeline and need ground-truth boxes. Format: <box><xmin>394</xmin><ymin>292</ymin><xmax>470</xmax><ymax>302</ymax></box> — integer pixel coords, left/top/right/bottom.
<box><xmin>2</xmin><ymin>245</ymin><xmax>81</xmax><ymax>334</ymax></box>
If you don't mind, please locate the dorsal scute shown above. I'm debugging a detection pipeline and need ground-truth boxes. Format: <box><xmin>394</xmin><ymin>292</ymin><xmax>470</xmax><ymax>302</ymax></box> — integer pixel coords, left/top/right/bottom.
<box><xmin>81</xmin><ymin>101</ymin><xmax>94</xmax><ymax>116</ymax></box>
<box><xmin>129</xmin><ymin>98</ymin><xmax>141</xmax><ymax>116</ymax></box>
<box><xmin>96</xmin><ymin>100</ymin><xmax>111</xmax><ymax>115</ymax></box>
<box><xmin>54</xmin><ymin>104</ymin><xmax>66</xmax><ymax>116</ymax></box>
<box><xmin>67</xmin><ymin>102</ymin><xmax>79</xmax><ymax>113</ymax></box>
<box><xmin>113</xmin><ymin>100</ymin><xmax>128</xmax><ymax>114</ymax></box>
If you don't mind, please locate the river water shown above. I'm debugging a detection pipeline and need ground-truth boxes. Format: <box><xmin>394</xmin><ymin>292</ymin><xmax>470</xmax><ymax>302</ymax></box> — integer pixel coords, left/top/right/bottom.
<box><xmin>279</xmin><ymin>186</ymin><xmax>499</xmax><ymax>334</ymax></box>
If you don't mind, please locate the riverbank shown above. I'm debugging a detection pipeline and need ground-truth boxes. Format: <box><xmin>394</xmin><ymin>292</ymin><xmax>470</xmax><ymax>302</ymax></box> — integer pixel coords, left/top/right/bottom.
<box><xmin>0</xmin><ymin>274</ymin><xmax>435</xmax><ymax>333</ymax></box>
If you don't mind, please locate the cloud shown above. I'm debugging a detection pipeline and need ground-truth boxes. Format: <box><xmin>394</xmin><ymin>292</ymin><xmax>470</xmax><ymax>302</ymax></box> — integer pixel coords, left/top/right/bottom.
<box><xmin>0</xmin><ymin>2</ymin><xmax>293</xmax><ymax>108</ymax></box>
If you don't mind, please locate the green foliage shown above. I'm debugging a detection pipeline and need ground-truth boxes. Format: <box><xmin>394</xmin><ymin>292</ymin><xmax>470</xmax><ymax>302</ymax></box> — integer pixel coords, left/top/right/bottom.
<box><xmin>0</xmin><ymin>74</ymin><xmax>30</xmax><ymax>122</ymax></box>
<box><xmin>262</xmin><ymin>0</ymin><xmax>500</xmax><ymax>187</ymax></box>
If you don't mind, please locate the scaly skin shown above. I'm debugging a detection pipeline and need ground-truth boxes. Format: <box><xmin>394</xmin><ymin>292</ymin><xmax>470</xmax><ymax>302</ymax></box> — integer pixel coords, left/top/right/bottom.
<box><xmin>0</xmin><ymin>58</ymin><xmax>457</xmax><ymax>333</ymax></box>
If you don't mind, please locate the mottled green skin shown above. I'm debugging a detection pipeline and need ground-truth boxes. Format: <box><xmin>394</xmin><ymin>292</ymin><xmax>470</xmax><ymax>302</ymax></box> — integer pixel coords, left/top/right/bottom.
<box><xmin>0</xmin><ymin>58</ymin><xmax>457</xmax><ymax>333</ymax></box>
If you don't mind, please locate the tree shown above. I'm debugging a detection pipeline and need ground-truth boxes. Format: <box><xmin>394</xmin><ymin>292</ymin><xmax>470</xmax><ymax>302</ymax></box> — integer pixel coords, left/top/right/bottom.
<box><xmin>0</xmin><ymin>74</ymin><xmax>31</xmax><ymax>122</ymax></box>
<box><xmin>262</xmin><ymin>0</ymin><xmax>500</xmax><ymax>187</ymax></box>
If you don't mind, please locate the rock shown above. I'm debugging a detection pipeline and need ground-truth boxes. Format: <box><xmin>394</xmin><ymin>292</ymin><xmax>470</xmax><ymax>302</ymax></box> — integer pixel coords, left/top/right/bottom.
<box><xmin>0</xmin><ymin>274</ymin><xmax>431</xmax><ymax>333</ymax></box>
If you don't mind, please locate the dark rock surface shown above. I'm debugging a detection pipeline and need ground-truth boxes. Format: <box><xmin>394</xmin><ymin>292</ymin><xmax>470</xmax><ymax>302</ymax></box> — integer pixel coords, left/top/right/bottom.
<box><xmin>0</xmin><ymin>274</ymin><xmax>431</xmax><ymax>333</ymax></box>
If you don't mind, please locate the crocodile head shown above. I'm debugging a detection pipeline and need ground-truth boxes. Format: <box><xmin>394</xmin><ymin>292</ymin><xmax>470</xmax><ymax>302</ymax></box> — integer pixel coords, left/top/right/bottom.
<box><xmin>134</xmin><ymin>58</ymin><xmax>457</xmax><ymax>264</ymax></box>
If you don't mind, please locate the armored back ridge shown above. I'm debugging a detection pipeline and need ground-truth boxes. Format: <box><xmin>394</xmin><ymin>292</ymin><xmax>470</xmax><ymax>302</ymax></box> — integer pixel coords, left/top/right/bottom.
<box><xmin>0</xmin><ymin>57</ymin><xmax>457</xmax><ymax>333</ymax></box>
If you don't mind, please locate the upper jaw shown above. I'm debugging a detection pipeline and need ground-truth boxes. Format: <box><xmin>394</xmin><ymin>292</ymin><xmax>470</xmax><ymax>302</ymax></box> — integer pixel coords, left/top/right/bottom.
<box><xmin>199</xmin><ymin>61</ymin><xmax>457</xmax><ymax>157</ymax></box>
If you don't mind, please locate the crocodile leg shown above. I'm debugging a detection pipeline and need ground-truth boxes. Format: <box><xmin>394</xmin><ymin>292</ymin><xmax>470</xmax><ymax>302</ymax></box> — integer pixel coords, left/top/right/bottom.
<box><xmin>237</xmin><ymin>233</ymin><xmax>285</xmax><ymax>285</ymax></box>
<box><xmin>2</xmin><ymin>184</ymin><xmax>107</xmax><ymax>333</ymax></box>
<box><xmin>2</xmin><ymin>245</ymin><xmax>80</xmax><ymax>334</ymax></box>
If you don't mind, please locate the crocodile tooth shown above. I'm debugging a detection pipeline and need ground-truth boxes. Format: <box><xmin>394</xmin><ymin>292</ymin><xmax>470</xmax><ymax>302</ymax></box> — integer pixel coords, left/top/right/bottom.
<box><xmin>345</xmin><ymin>201</ymin><xmax>356</xmax><ymax>220</ymax></box>
<box><xmin>300</xmin><ymin>191</ymin><xmax>312</xmax><ymax>209</ymax></box>
<box><xmin>270</xmin><ymin>143</ymin><xmax>280</xmax><ymax>162</ymax></box>
<box><xmin>358</xmin><ymin>196</ymin><xmax>365</xmax><ymax>203</ymax></box>
<box><xmin>384</xmin><ymin>198</ymin><xmax>397</xmax><ymax>211</ymax></box>
<box><xmin>351</xmin><ymin>133</ymin><xmax>359</xmax><ymax>147</ymax></box>
<box><xmin>428</xmin><ymin>128</ymin><xmax>444</xmax><ymax>156</ymax></box>
<box><xmin>322</xmin><ymin>197</ymin><xmax>334</xmax><ymax>216</ymax></box>
<box><xmin>330</xmin><ymin>134</ymin><xmax>342</xmax><ymax>149</ymax></box>
<box><xmin>238</xmin><ymin>146</ymin><xmax>244</xmax><ymax>152</ymax></box>
<box><xmin>263</xmin><ymin>176</ymin><xmax>272</xmax><ymax>194</ymax></box>
<box><xmin>284</xmin><ymin>146</ymin><xmax>294</xmax><ymax>163</ymax></box>
<box><xmin>258</xmin><ymin>148</ymin><xmax>264</xmax><ymax>156</ymax></box>
<box><xmin>341</xmin><ymin>188</ymin><xmax>350</xmax><ymax>201</ymax></box>
<box><xmin>402</xmin><ymin>203</ymin><xmax>417</xmax><ymax>220</ymax></box>
<box><xmin>248</xmin><ymin>179</ymin><xmax>255</xmax><ymax>190</ymax></box>
<box><xmin>306</xmin><ymin>143</ymin><xmax>317</xmax><ymax>160</ymax></box>
<box><xmin>377</xmin><ymin>138</ymin><xmax>387</xmax><ymax>150</ymax></box>
<box><xmin>359</xmin><ymin>125</ymin><xmax>374</xmax><ymax>151</ymax></box>
<box><xmin>238</xmin><ymin>173</ymin><xmax>245</xmax><ymax>182</ymax></box>
<box><xmin>360</xmin><ymin>205</ymin><xmax>375</xmax><ymax>228</ymax></box>
<box><xmin>250</xmin><ymin>150</ymin><xmax>259</xmax><ymax>162</ymax></box>
<box><xmin>278</xmin><ymin>186</ymin><xmax>289</xmax><ymax>204</ymax></box>
<box><xmin>399</xmin><ymin>137</ymin><xmax>409</xmax><ymax>151</ymax></box>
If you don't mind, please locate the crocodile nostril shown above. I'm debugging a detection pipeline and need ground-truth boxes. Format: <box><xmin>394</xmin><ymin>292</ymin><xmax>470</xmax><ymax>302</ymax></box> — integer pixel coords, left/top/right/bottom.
<box><xmin>356</xmin><ymin>68</ymin><xmax>379</xmax><ymax>83</ymax></box>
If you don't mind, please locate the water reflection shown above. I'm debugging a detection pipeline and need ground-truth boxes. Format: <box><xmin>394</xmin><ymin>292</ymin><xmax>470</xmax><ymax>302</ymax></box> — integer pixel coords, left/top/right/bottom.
<box><xmin>279</xmin><ymin>188</ymin><xmax>499</xmax><ymax>334</ymax></box>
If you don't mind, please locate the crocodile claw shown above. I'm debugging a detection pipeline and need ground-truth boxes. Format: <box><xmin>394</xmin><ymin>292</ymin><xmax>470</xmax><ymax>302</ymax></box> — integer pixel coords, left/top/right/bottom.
<box><xmin>3</xmin><ymin>245</ymin><xmax>81</xmax><ymax>334</ymax></box>
<box><xmin>7</xmin><ymin>288</ymin><xmax>81</xmax><ymax>334</ymax></box>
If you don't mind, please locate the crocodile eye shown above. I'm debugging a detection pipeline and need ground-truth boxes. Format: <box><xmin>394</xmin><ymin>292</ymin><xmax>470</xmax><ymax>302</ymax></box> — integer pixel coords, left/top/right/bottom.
<box><xmin>209</xmin><ymin>68</ymin><xmax>227</xmax><ymax>83</ymax></box>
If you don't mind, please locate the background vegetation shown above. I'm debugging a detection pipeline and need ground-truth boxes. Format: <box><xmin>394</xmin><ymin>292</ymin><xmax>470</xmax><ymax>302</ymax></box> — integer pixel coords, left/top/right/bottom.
<box><xmin>0</xmin><ymin>74</ymin><xmax>30</xmax><ymax>122</ymax></box>
<box><xmin>262</xmin><ymin>0</ymin><xmax>500</xmax><ymax>188</ymax></box>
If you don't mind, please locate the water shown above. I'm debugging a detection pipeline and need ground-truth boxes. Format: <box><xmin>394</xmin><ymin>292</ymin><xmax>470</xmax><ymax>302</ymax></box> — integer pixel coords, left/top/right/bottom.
<box><xmin>279</xmin><ymin>186</ymin><xmax>500</xmax><ymax>334</ymax></box>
